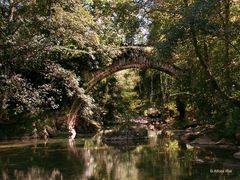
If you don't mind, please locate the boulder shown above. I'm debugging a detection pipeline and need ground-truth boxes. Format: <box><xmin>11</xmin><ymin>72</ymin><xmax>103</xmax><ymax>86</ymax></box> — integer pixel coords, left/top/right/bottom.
<box><xmin>215</xmin><ymin>138</ymin><xmax>233</xmax><ymax>145</ymax></box>
<box><xmin>191</xmin><ymin>136</ymin><xmax>215</xmax><ymax>145</ymax></box>
<box><xmin>194</xmin><ymin>159</ymin><xmax>205</xmax><ymax>164</ymax></box>
<box><xmin>144</xmin><ymin>108</ymin><xmax>162</xmax><ymax>118</ymax></box>
<box><xmin>103</xmin><ymin>127</ymin><xmax>148</xmax><ymax>142</ymax></box>
<box><xmin>233</xmin><ymin>152</ymin><xmax>240</xmax><ymax>159</ymax></box>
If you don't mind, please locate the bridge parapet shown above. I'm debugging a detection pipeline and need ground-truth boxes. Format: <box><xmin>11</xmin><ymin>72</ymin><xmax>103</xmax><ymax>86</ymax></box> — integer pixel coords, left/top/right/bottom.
<box><xmin>83</xmin><ymin>46</ymin><xmax>180</xmax><ymax>93</ymax></box>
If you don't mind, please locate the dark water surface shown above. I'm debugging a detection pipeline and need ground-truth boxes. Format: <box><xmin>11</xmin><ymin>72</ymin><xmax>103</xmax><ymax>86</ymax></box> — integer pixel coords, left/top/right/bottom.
<box><xmin>0</xmin><ymin>135</ymin><xmax>240</xmax><ymax>180</ymax></box>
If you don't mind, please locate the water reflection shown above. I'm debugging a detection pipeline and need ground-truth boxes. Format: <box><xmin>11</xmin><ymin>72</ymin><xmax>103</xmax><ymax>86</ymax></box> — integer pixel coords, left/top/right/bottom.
<box><xmin>0</xmin><ymin>136</ymin><xmax>240</xmax><ymax>180</ymax></box>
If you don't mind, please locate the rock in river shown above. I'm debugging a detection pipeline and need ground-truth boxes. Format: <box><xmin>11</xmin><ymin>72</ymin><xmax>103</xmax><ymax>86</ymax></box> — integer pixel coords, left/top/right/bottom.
<box><xmin>233</xmin><ymin>152</ymin><xmax>240</xmax><ymax>159</ymax></box>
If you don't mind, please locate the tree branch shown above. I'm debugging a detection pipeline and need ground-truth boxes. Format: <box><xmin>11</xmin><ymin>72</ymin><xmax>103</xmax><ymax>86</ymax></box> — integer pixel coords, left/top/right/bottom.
<box><xmin>0</xmin><ymin>0</ymin><xmax>7</xmax><ymax>18</ymax></box>
<box><xmin>189</xmin><ymin>19</ymin><xmax>240</xmax><ymax>107</ymax></box>
<box><xmin>8</xmin><ymin>0</ymin><xmax>14</xmax><ymax>21</ymax></box>
<box><xmin>182</xmin><ymin>0</ymin><xmax>240</xmax><ymax>106</ymax></box>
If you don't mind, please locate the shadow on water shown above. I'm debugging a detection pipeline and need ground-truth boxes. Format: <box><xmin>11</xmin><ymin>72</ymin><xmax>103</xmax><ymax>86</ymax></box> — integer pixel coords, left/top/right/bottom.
<box><xmin>0</xmin><ymin>133</ymin><xmax>240</xmax><ymax>180</ymax></box>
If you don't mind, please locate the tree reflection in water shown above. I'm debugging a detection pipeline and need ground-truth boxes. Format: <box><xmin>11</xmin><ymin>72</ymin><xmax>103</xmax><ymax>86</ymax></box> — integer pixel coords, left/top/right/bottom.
<box><xmin>7</xmin><ymin>167</ymin><xmax>63</xmax><ymax>180</ymax></box>
<box><xmin>0</xmin><ymin>135</ymin><xmax>239</xmax><ymax>180</ymax></box>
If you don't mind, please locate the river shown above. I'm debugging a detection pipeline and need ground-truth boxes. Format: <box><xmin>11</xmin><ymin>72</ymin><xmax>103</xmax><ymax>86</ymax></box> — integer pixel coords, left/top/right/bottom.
<box><xmin>0</xmin><ymin>134</ymin><xmax>240</xmax><ymax>180</ymax></box>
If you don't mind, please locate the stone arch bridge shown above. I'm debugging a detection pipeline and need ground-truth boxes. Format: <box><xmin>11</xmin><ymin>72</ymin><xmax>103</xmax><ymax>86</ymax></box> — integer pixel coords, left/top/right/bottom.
<box><xmin>83</xmin><ymin>46</ymin><xmax>181</xmax><ymax>93</ymax></box>
<box><xmin>67</xmin><ymin>46</ymin><xmax>182</xmax><ymax>131</ymax></box>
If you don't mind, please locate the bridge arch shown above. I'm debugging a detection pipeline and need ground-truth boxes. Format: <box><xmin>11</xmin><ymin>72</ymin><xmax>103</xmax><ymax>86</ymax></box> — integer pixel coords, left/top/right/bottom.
<box><xmin>84</xmin><ymin>60</ymin><xmax>180</xmax><ymax>94</ymax></box>
<box><xmin>67</xmin><ymin>46</ymin><xmax>181</xmax><ymax>131</ymax></box>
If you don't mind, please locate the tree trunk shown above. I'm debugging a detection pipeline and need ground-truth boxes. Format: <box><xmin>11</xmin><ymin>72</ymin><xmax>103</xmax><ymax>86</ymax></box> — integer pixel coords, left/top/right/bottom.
<box><xmin>189</xmin><ymin>19</ymin><xmax>240</xmax><ymax>107</ymax></box>
<box><xmin>150</xmin><ymin>73</ymin><xmax>154</xmax><ymax>105</ymax></box>
<box><xmin>223</xmin><ymin>0</ymin><xmax>232</xmax><ymax>92</ymax></box>
<box><xmin>183</xmin><ymin>0</ymin><xmax>240</xmax><ymax>107</ymax></box>
<box><xmin>9</xmin><ymin>0</ymin><xmax>14</xmax><ymax>22</ymax></box>
<box><xmin>159</xmin><ymin>72</ymin><xmax>165</xmax><ymax>106</ymax></box>
<box><xmin>67</xmin><ymin>99</ymin><xmax>81</xmax><ymax>130</ymax></box>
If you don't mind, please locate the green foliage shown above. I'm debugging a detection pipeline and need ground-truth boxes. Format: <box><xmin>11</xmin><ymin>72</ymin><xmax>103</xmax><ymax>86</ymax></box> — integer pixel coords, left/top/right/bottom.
<box><xmin>0</xmin><ymin>0</ymin><xmax>239</xmax><ymax>137</ymax></box>
<box><xmin>92</xmin><ymin>75</ymin><xmax>131</xmax><ymax>125</ymax></box>
<box><xmin>0</xmin><ymin>0</ymin><xmax>98</xmax><ymax>125</ymax></box>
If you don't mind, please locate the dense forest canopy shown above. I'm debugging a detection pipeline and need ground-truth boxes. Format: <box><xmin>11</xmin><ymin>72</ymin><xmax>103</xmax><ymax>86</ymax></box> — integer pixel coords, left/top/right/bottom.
<box><xmin>0</xmin><ymin>0</ymin><xmax>239</xmax><ymax>137</ymax></box>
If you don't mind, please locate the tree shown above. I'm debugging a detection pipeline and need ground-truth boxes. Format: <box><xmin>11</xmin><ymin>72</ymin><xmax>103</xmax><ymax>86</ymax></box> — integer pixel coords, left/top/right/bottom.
<box><xmin>147</xmin><ymin>0</ymin><xmax>240</xmax><ymax>127</ymax></box>
<box><xmin>0</xmin><ymin>0</ymin><xmax>99</xmax><ymax>129</ymax></box>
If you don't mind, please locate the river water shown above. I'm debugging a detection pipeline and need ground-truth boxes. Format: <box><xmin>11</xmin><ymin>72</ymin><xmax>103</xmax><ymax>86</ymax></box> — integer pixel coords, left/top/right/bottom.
<box><xmin>0</xmin><ymin>134</ymin><xmax>240</xmax><ymax>180</ymax></box>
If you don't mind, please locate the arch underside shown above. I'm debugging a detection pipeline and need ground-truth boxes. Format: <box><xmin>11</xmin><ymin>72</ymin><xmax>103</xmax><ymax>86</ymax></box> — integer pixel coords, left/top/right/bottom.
<box><xmin>85</xmin><ymin>61</ymin><xmax>179</xmax><ymax>93</ymax></box>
